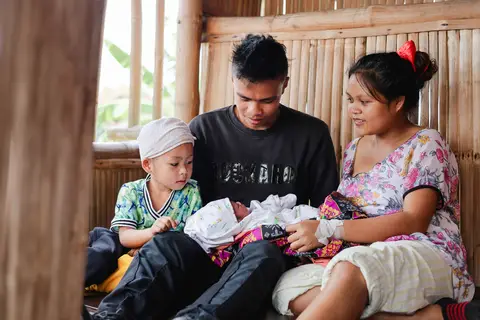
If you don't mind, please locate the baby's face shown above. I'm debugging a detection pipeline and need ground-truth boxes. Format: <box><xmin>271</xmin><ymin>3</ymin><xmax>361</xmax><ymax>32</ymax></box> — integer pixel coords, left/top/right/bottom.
<box><xmin>231</xmin><ymin>201</ymin><xmax>249</xmax><ymax>221</ymax></box>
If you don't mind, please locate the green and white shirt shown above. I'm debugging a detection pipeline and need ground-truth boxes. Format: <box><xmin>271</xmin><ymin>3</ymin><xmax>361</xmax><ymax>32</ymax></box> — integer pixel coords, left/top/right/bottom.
<box><xmin>110</xmin><ymin>174</ymin><xmax>202</xmax><ymax>232</ymax></box>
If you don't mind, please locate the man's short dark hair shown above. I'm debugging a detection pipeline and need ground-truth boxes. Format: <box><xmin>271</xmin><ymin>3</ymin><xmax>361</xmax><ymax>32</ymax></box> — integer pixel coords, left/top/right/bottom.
<box><xmin>232</xmin><ymin>34</ymin><xmax>288</xmax><ymax>83</ymax></box>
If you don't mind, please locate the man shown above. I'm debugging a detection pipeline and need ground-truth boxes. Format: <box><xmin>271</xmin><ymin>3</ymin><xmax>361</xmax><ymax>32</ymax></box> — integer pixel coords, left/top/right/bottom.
<box><xmin>92</xmin><ymin>34</ymin><xmax>338</xmax><ymax>320</ymax></box>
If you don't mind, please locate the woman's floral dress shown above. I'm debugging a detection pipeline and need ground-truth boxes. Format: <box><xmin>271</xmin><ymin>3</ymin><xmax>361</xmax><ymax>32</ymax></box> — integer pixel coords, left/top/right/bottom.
<box><xmin>338</xmin><ymin>128</ymin><xmax>474</xmax><ymax>301</ymax></box>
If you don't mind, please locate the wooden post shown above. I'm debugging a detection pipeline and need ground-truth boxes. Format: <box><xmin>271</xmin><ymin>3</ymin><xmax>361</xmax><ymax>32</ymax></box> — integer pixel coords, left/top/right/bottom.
<box><xmin>0</xmin><ymin>0</ymin><xmax>106</xmax><ymax>319</ymax></box>
<box><xmin>129</xmin><ymin>0</ymin><xmax>142</xmax><ymax>127</ymax></box>
<box><xmin>176</xmin><ymin>0</ymin><xmax>202</xmax><ymax>122</ymax></box>
<box><xmin>153</xmin><ymin>0</ymin><xmax>165</xmax><ymax>119</ymax></box>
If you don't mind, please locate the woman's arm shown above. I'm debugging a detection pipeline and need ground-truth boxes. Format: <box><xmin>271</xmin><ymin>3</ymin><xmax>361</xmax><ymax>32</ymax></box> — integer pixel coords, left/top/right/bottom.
<box><xmin>343</xmin><ymin>188</ymin><xmax>437</xmax><ymax>243</ymax></box>
<box><xmin>288</xmin><ymin>188</ymin><xmax>438</xmax><ymax>251</ymax></box>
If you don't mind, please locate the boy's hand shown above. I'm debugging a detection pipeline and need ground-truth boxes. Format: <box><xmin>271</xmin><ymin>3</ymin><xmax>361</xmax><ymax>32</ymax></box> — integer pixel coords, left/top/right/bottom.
<box><xmin>150</xmin><ymin>217</ymin><xmax>178</xmax><ymax>235</ymax></box>
<box><xmin>128</xmin><ymin>248</ymin><xmax>140</xmax><ymax>256</ymax></box>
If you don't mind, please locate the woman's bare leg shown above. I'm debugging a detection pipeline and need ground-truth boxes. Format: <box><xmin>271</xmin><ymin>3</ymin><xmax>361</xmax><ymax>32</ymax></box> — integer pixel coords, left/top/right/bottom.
<box><xmin>297</xmin><ymin>261</ymin><xmax>368</xmax><ymax>320</ymax></box>
<box><xmin>289</xmin><ymin>286</ymin><xmax>322</xmax><ymax>317</ymax></box>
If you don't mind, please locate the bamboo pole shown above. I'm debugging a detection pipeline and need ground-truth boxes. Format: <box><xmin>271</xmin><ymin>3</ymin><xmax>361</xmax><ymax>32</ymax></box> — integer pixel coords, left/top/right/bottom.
<box><xmin>207</xmin><ymin>19</ymin><xmax>480</xmax><ymax>43</ymax></box>
<box><xmin>458</xmin><ymin>29</ymin><xmax>474</xmax><ymax>273</ymax></box>
<box><xmin>472</xmin><ymin>29</ymin><xmax>480</xmax><ymax>284</ymax></box>
<box><xmin>280</xmin><ymin>40</ymin><xmax>293</xmax><ymax>106</ymax></box>
<box><xmin>313</xmin><ymin>40</ymin><xmax>326</xmax><ymax>119</ymax></box>
<box><xmin>286</xmin><ymin>0</ymin><xmax>293</xmax><ymax>13</ymax></box>
<box><xmin>0</xmin><ymin>0</ymin><xmax>106</xmax><ymax>318</ymax></box>
<box><xmin>297</xmin><ymin>40</ymin><xmax>310</xmax><ymax>113</ymax></box>
<box><xmin>473</xmin><ymin>29</ymin><xmax>480</xmax><ymax>157</ymax></box>
<box><xmin>199</xmin><ymin>43</ymin><xmax>210</xmax><ymax>114</ymax></box>
<box><xmin>219</xmin><ymin>42</ymin><xmax>231</xmax><ymax>106</ymax></box>
<box><xmin>206</xmin><ymin>1</ymin><xmax>480</xmax><ymax>35</ymax></box>
<box><xmin>307</xmin><ymin>40</ymin><xmax>318</xmax><ymax>116</ymax></box>
<box><xmin>0</xmin><ymin>1</ymin><xmax>15</xmax><ymax>315</ymax></box>
<box><xmin>353</xmin><ymin>37</ymin><xmax>366</xmax><ymax>137</ymax></box>
<box><xmin>93</xmin><ymin>142</ymin><xmax>140</xmax><ymax>160</ymax></box>
<box><xmin>342</xmin><ymin>38</ymin><xmax>355</xmax><ymax>156</ymax></box>
<box><xmin>428</xmin><ymin>31</ymin><xmax>439</xmax><ymax>130</ymax></box>
<box><xmin>321</xmin><ymin>39</ymin><xmax>335</xmax><ymax>125</ymax></box>
<box><xmin>355</xmin><ymin>37</ymin><xmax>367</xmax><ymax>60</ymax></box>
<box><xmin>438</xmin><ymin>31</ymin><xmax>448</xmax><ymax>137</ymax></box>
<box><xmin>129</xmin><ymin>0</ymin><xmax>142</xmax><ymax>127</ymax></box>
<box><xmin>376</xmin><ymin>35</ymin><xmax>387</xmax><ymax>52</ymax></box>
<box><xmin>289</xmin><ymin>40</ymin><xmax>302</xmax><ymax>109</ymax></box>
<box><xmin>265</xmin><ymin>0</ymin><xmax>273</xmax><ymax>15</ymax></box>
<box><xmin>386</xmin><ymin>34</ymin><xmax>397</xmax><ymax>51</ymax></box>
<box><xmin>419</xmin><ymin>32</ymin><xmax>430</xmax><ymax>127</ymax></box>
<box><xmin>366</xmin><ymin>36</ymin><xmax>376</xmax><ymax>54</ymax></box>
<box><xmin>447</xmin><ymin>30</ymin><xmax>459</xmax><ymax>151</ymax></box>
<box><xmin>153</xmin><ymin>0</ymin><xmax>165</xmax><ymax>119</ymax></box>
<box><xmin>331</xmin><ymin>39</ymin><xmax>345</xmax><ymax>164</ymax></box>
<box><xmin>176</xmin><ymin>0</ymin><xmax>202</xmax><ymax>122</ymax></box>
<box><xmin>203</xmin><ymin>43</ymin><xmax>221</xmax><ymax>112</ymax></box>
<box><xmin>225</xmin><ymin>42</ymin><xmax>235</xmax><ymax>106</ymax></box>
<box><xmin>396</xmin><ymin>33</ymin><xmax>408</xmax><ymax>49</ymax></box>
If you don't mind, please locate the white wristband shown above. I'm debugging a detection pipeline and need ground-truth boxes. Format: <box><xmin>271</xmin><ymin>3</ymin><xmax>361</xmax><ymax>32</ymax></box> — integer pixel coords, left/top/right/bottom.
<box><xmin>315</xmin><ymin>219</ymin><xmax>344</xmax><ymax>245</ymax></box>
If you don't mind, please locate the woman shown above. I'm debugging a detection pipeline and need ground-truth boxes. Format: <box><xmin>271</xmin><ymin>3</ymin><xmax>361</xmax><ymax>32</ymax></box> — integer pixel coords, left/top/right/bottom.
<box><xmin>272</xmin><ymin>41</ymin><xmax>477</xmax><ymax>320</ymax></box>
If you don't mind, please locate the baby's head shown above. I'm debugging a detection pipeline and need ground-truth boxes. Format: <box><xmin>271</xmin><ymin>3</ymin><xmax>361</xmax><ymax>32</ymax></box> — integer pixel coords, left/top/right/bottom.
<box><xmin>230</xmin><ymin>201</ymin><xmax>249</xmax><ymax>221</ymax></box>
<box><xmin>138</xmin><ymin>117</ymin><xmax>195</xmax><ymax>191</ymax></box>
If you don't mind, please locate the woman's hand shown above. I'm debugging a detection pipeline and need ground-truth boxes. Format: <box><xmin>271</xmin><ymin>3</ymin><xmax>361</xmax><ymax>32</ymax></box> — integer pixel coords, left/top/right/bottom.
<box><xmin>286</xmin><ymin>220</ymin><xmax>323</xmax><ymax>252</ymax></box>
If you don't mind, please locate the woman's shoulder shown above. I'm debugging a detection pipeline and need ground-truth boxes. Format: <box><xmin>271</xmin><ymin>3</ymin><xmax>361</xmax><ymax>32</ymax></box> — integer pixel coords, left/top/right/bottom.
<box><xmin>408</xmin><ymin>128</ymin><xmax>454</xmax><ymax>157</ymax></box>
<box><xmin>412</xmin><ymin>128</ymin><xmax>447</xmax><ymax>147</ymax></box>
<box><xmin>345</xmin><ymin>137</ymin><xmax>361</xmax><ymax>154</ymax></box>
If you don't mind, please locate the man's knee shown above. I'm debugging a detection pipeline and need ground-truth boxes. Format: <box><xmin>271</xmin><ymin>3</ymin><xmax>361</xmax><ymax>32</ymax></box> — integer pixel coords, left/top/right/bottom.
<box><xmin>241</xmin><ymin>241</ymin><xmax>286</xmax><ymax>271</ymax></box>
<box><xmin>143</xmin><ymin>231</ymin><xmax>202</xmax><ymax>257</ymax></box>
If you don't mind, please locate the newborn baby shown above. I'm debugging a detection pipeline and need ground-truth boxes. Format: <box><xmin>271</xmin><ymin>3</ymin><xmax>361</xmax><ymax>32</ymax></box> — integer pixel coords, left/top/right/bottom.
<box><xmin>184</xmin><ymin>194</ymin><xmax>319</xmax><ymax>252</ymax></box>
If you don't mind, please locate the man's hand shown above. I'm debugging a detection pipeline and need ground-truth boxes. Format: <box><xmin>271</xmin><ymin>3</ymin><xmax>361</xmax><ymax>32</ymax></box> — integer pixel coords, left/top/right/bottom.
<box><xmin>286</xmin><ymin>220</ymin><xmax>322</xmax><ymax>252</ymax></box>
<box><xmin>150</xmin><ymin>217</ymin><xmax>178</xmax><ymax>235</ymax></box>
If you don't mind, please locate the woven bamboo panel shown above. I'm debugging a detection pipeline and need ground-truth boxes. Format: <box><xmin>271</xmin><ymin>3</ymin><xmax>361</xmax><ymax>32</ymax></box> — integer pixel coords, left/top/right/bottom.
<box><xmin>201</xmin><ymin>32</ymin><xmax>471</xmax><ymax>147</ymax></box>
<box><xmin>89</xmin><ymin>156</ymin><xmax>144</xmax><ymax>230</ymax></box>
<box><xmin>200</xmin><ymin>9</ymin><xmax>480</xmax><ymax>283</ymax></box>
<box><xmin>203</xmin><ymin>0</ymin><xmax>262</xmax><ymax>17</ymax></box>
<box><xmin>257</xmin><ymin>0</ymin><xmax>462</xmax><ymax>16</ymax></box>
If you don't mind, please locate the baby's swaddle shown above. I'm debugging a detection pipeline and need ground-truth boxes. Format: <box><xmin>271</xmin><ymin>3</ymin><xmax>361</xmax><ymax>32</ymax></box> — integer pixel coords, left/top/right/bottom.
<box><xmin>184</xmin><ymin>194</ymin><xmax>319</xmax><ymax>252</ymax></box>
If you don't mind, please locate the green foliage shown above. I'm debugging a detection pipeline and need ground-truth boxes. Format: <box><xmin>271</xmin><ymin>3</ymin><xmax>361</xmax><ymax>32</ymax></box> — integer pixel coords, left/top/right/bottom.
<box><xmin>95</xmin><ymin>39</ymin><xmax>176</xmax><ymax>142</ymax></box>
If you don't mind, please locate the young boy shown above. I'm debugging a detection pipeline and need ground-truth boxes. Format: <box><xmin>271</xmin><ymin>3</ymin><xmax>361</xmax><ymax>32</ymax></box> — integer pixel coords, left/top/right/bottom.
<box><xmin>85</xmin><ymin>117</ymin><xmax>202</xmax><ymax>288</ymax></box>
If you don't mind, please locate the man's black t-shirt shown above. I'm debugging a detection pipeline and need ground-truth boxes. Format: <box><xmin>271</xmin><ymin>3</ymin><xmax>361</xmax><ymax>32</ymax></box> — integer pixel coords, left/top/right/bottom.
<box><xmin>189</xmin><ymin>105</ymin><xmax>339</xmax><ymax>207</ymax></box>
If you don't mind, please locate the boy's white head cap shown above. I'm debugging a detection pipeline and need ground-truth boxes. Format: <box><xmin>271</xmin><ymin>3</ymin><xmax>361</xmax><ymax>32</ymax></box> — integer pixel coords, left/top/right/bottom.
<box><xmin>137</xmin><ymin>117</ymin><xmax>195</xmax><ymax>161</ymax></box>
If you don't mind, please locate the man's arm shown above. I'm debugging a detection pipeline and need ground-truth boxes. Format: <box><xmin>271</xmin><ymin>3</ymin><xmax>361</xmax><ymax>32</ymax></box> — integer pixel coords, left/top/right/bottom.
<box><xmin>308</xmin><ymin>124</ymin><xmax>339</xmax><ymax>207</ymax></box>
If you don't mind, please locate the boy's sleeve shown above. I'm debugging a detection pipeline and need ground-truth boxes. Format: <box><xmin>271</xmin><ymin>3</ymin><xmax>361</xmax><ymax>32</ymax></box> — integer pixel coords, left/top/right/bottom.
<box><xmin>175</xmin><ymin>183</ymin><xmax>203</xmax><ymax>232</ymax></box>
<box><xmin>110</xmin><ymin>183</ymin><xmax>141</xmax><ymax>232</ymax></box>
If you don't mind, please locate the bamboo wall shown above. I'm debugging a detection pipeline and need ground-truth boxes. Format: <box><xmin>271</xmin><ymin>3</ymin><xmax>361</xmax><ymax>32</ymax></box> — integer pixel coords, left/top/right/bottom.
<box><xmin>263</xmin><ymin>0</ymin><xmax>463</xmax><ymax>14</ymax></box>
<box><xmin>202</xmin><ymin>0</ymin><xmax>465</xmax><ymax>17</ymax></box>
<box><xmin>91</xmin><ymin>143</ymin><xmax>145</xmax><ymax>230</ymax></box>
<box><xmin>203</xmin><ymin>0</ymin><xmax>262</xmax><ymax>17</ymax></box>
<box><xmin>200</xmin><ymin>1</ymin><xmax>480</xmax><ymax>284</ymax></box>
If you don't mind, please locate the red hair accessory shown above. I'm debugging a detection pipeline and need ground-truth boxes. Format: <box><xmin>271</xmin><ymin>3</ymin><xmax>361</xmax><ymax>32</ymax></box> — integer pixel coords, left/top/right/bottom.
<box><xmin>397</xmin><ymin>40</ymin><xmax>417</xmax><ymax>72</ymax></box>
